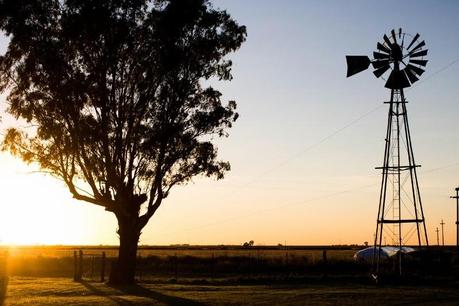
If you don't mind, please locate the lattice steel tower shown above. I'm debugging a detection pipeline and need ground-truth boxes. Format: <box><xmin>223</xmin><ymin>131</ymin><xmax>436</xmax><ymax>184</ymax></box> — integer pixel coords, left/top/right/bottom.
<box><xmin>345</xmin><ymin>28</ymin><xmax>429</xmax><ymax>276</ymax></box>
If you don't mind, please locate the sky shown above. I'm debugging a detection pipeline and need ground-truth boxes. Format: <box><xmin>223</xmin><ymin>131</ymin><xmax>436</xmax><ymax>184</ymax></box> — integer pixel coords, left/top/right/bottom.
<box><xmin>1</xmin><ymin>0</ymin><xmax>459</xmax><ymax>246</ymax></box>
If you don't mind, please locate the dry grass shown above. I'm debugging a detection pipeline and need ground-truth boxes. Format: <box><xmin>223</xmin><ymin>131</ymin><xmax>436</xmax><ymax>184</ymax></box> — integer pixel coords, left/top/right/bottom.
<box><xmin>2</xmin><ymin>246</ymin><xmax>356</xmax><ymax>260</ymax></box>
<box><xmin>3</xmin><ymin>276</ymin><xmax>459</xmax><ymax>305</ymax></box>
<box><xmin>0</xmin><ymin>246</ymin><xmax>359</xmax><ymax>279</ymax></box>
<box><xmin>1</xmin><ymin>246</ymin><xmax>458</xmax><ymax>305</ymax></box>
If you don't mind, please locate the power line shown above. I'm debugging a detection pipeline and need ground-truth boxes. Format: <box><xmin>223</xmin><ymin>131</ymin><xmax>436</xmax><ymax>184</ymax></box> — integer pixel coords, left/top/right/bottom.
<box><xmin>244</xmin><ymin>104</ymin><xmax>384</xmax><ymax>183</ymax></box>
<box><xmin>2</xmin><ymin>52</ymin><xmax>459</xmax><ymax>243</ymax></box>
<box><xmin>151</xmin><ymin>56</ymin><xmax>459</xmax><ymax>241</ymax></box>
<box><xmin>408</xmin><ymin>57</ymin><xmax>459</xmax><ymax>89</ymax></box>
<box><xmin>215</xmin><ymin>55</ymin><xmax>459</xmax><ymax>196</ymax></box>
<box><xmin>157</xmin><ymin>162</ymin><xmax>459</xmax><ymax>239</ymax></box>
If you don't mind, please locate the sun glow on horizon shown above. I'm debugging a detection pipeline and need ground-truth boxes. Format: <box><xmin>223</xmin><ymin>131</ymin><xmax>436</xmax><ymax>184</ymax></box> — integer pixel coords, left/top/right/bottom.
<box><xmin>0</xmin><ymin>153</ymin><xmax>117</xmax><ymax>245</ymax></box>
<box><xmin>1</xmin><ymin>1</ymin><xmax>459</xmax><ymax>248</ymax></box>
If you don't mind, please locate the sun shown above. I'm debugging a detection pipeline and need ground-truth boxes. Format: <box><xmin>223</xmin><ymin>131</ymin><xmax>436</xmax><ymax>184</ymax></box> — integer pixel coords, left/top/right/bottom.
<box><xmin>0</xmin><ymin>153</ymin><xmax>116</xmax><ymax>245</ymax></box>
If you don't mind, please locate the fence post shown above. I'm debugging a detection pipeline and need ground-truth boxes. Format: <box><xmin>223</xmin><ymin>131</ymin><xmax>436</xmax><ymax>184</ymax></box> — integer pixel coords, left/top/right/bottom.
<box><xmin>249</xmin><ymin>252</ymin><xmax>253</xmax><ymax>275</ymax></box>
<box><xmin>137</xmin><ymin>253</ymin><xmax>142</xmax><ymax>281</ymax></box>
<box><xmin>90</xmin><ymin>256</ymin><xmax>94</xmax><ymax>279</ymax></box>
<box><xmin>256</xmin><ymin>250</ymin><xmax>260</xmax><ymax>274</ymax></box>
<box><xmin>175</xmin><ymin>253</ymin><xmax>179</xmax><ymax>281</ymax></box>
<box><xmin>322</xmin><ymin>250</ymin><xmax>328</xmax><ymax>278</ymax></box>
<box><xmin>73</xmin><ymin>251</ymin><xmax>78</xmax><ymax>281</ymax></box>
<box><xmin>0</xmin><ymin>251</ymin><xmax>8</xmax><ymax>305</ymax></box>
<box><xmin>101</xmin><ymin>252</ymin><xmax>106</xmax><ymax>282</ymax></box>
<box><xmin>211</xmin><ymin>253</ymin><xmax>215</xmax><ymax>279</ymax></box>
<box><xmin>78</xmin><ymin>250</ymin><xmax>83</xmax><ymax>280</ymax></box>
<box><xmin>285</xmin><ymin>251</ymin><xmax>289</xmax><ymax>277</ymax></box>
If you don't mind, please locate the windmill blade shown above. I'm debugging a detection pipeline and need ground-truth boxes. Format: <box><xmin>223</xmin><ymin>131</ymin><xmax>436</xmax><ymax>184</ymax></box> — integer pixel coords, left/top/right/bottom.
<box><xmin>383</xmin><ymin>34</ymin><xmax>392</xmax><ymax>47</ymax></box>
<box><xmin>398</xmin><ymin>28</ymin><xmax>402</xmax><ymax>38</ymax></box>
<box><xmin>410</xmin><ymin>49</ymin><xmax>428</xmax><ymax>58</ymax></box>
<box><xmin>404</xmin><ymin>67</ymin><xmax>419</xmax><ymax>84</ymax></box>
<box><xmin>409</xmin><ymin>59</ymin><xmax>428</xmax><ymax>67</ymax></box>
<box><xmin>346</xmin><ymin>55</ymin><xmax>371</xmax><ymax>77</ymax></box>
<box><xmin>385</xmin><ymin>69</ymin><xmax>411</xmax><ymax>89</ymax></box>
<box><xmin>406</xmin><ymin>64</ymin><xmax>425</xmax><ymax>76</ymax></box>
<box><xmin>377</xmin><ymin>42</ymin><xmax>391</xmax><ymax>54</ymax></box>
<box><xmin>372</xmin><ymin>59</ymin><xmax>389</xmax><ymax>69</ymax></box>
<box><xmin>373</xmin><ymin>51</ymin><xmax>390</xmax><ymax>60</ymax></box>
<box><xmin>391</xmin><ymin>29</ymin><xmax>397</xmax><ymax>44</ymax></box>
<box><xmin>373</xmin><ymin>64</ymin><xmax>390</xmax><ymax>78</ymax></box>
<box><xmin>407</xmin><ymin>33</ymin><xmax>420</xmax><ymax>50</ymax></box>
<box><xmin>409</xmin><ymin>40</ymin><xmax>426</xmax><ymax>53</ymax></box>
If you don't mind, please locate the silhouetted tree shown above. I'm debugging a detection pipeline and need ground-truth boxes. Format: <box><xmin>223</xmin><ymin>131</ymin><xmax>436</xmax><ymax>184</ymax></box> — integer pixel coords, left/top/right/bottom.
<box><xmin>0</xmin><ymin>0</ymin><xmax>246</xmax><ymax>284</ymax></box>
<box><xmin>243</xmin><ymin>240</ymin><xmax>254</xmax><ymax>248</ymax></box>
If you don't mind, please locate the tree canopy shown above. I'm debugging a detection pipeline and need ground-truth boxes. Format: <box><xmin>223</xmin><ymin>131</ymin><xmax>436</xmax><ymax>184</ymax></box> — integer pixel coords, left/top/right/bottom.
<box><xmin>0</xmin><ymin>0</ymin><xmax>246</xmax><ymax>230</ymax></box>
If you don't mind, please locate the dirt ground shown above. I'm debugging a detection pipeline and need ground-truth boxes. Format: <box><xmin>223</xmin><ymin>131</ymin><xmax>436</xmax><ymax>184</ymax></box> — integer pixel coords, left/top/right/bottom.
<box><xmin>2</xmin><ymin>277</ymin><xmax>459</xmax><ymax>305</ymax></box>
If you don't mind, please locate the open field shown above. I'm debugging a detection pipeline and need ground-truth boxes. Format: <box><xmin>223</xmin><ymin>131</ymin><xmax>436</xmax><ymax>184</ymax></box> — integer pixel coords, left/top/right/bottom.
<box><xmin>1</xmin><ymin>246</ymin><xmax>457</xmax><ymax>280</ymax></box>
<box><xmin>1</xmin><ymin>246</ymin><xmax>459</xmax><ymax>305</ymax></box>
<box><xmin>1</xmin><ymin>245</ymin><xmax>358</xmax><ymax>259</ymax></box>
<box><xmin>0</xmin><ymin>246</ymin><xmax>361</xmax><ymax>279</ymax></box>
<box><xmin>2</xmin><ymin>277</ymin><xmax>459</xmax><ymax>305</ymax></box>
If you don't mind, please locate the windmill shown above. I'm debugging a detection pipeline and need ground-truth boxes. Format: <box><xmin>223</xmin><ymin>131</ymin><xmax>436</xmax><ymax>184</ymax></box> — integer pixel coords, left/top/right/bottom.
<box><xmin>346</xmin><ymin>28</ymin><xmax>429</xmax><ymax>277</ymax></box>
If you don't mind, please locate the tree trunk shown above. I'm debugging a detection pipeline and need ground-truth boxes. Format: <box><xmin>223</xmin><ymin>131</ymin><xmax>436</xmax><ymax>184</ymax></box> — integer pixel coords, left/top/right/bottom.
<box><xmin>108</xmin><ymin>217</ymin><xmax>140</xmax><ymax>285</ymax></box>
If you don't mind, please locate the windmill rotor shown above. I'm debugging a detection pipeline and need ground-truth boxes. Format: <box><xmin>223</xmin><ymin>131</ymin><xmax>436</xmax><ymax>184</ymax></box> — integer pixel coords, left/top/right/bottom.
<box><xmin>346</xmin><ymin>28</ymin><xmax>428</xmax><ymax>89</ymax></box>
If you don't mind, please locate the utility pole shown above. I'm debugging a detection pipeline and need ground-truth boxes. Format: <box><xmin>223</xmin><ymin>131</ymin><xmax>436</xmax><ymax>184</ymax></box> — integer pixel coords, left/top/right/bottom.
<box><xmin>450</xmin><ymin>187</ymin><xmax>459</xmax><ymax>252</ymax></box>
<box><xmin>436</xmin><ymin>227</ymin><xmax>440</xmax><ymax>246</ymax></box>
<box><xmin>440</xmin><ymin>219</ymin><xmax>445</xmax><ymax>246</ymax></box>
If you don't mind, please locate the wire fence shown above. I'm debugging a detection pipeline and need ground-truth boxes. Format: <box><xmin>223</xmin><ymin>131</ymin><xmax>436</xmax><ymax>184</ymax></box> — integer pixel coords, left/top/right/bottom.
<box><xmin>71</xmin><ymin>248</ymin><xmax>360</xmax><ymax>282</ymax></box>
<box><xmin>73</xmin><ymin>250</ymin><xmax>106</xmax><ymax>282</ymax></box>
<box><xmin>133</xmin><ymin>249</ymin><xmax>369</xmax><ymax>281</ymax></box>
<box><xmin>3</xmin><ymin>246</ymin><xmax>457</xmax><ymax>283</ymax></box>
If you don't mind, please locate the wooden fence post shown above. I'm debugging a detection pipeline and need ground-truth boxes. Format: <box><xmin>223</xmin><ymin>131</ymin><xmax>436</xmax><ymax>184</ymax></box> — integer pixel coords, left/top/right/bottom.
<box><xmin>256</xmin><ymin>250</ymin><xmax>260</xmax><ymax>273</ymax></box>
<box><xmin>322</xmin><ymin>250</ymin><xmax>328</xmax><ymax>278</ymax></box>
<box><xmin>175</xmin><ymin>253</ymin><xmax>178</xmax><ymax>281</ymax></box>
<box><xmin>211</xmin><ymin>252</ymin><xmax>215</xmax><ymax>279</ymax></box>
<box><xmin>78</xmin><ymin>250</ymin><xmax>83</xmax><ymax>280</ymax></box>
<box><xmin>73</xmin><ymin>251</ymin><xmax>78</xmax><ymax>281</ymax></box>
<box><xmin>0</xmin><ymin>251</ymin><xmax>8</xmax><ymax>305</ymax></box>
<box><xmin>101</xmin><ymin>252</ymin><xmax>106</xmax><ymax>282</ymax></box>
<box><xmin>90</xmin><ymin>256</ymin><xmax>94</xmax><ymax>279</ymax></box>
<box><xmin>285</xmin><ymin>251</ymin><xmax>289</xmax><ymax>277</ymax></box>
<box><xmin>137</xmin><ymin>253</ymin><xmax>142</xmax><ymax>281</ymax></box>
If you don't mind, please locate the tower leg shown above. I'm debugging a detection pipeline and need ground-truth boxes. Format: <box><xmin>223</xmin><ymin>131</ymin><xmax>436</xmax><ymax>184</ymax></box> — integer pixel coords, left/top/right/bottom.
<box><xmin>373</xmin><ymin>90</ymin><xmax>395</xmax><ymax>277</ymax></box>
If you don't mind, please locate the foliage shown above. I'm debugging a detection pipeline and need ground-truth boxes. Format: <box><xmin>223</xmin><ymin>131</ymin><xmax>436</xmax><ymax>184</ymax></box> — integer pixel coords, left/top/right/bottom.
<box><xmin>0</xmin><ymin>0</ymin><xmax>246</xmax><ymax>230</ymax></box>
<box><xmin>243</xmin><ymin>240</ymin><xmax>254</xmax><ymax>248</ymax></box>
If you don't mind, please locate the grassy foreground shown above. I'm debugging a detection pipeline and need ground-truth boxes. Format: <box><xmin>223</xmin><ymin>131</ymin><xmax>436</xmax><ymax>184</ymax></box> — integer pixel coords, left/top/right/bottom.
<box><xmin>2</xmin><ymin>277</ymin><xmax>459</xmax><ymax>305</ymax></box>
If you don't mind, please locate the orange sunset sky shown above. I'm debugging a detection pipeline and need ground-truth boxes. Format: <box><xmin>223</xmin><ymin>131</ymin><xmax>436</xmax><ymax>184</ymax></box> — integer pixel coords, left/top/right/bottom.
<box><xmin>1</xmin><ymin>0</ymin><xmax>459</xmax><ymax>246</ymax></box>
